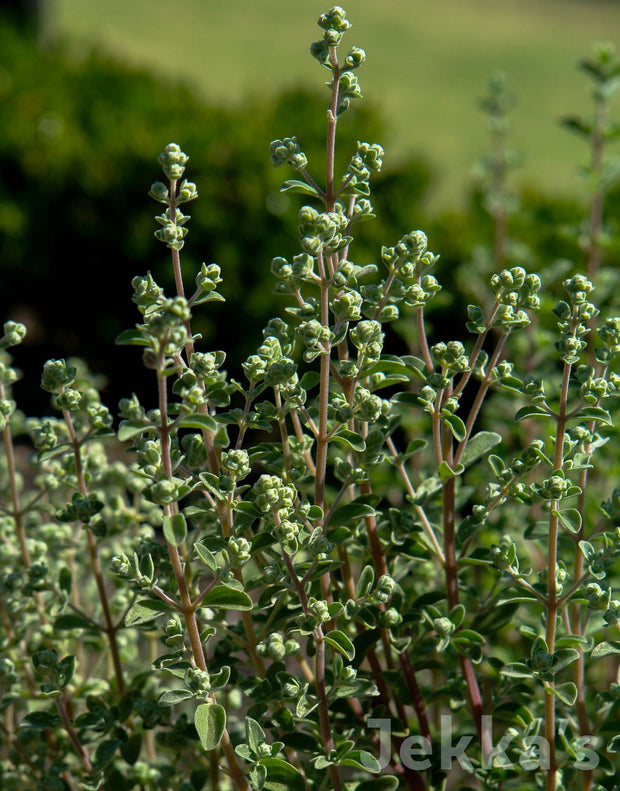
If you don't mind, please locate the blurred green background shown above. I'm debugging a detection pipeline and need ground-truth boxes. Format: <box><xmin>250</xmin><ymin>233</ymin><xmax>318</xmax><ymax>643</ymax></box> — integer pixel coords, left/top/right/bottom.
<box><xmin>1</xmin><ymin>0</ymin><xmax>619</xmax><ymax>414</ymax></box>
<box><xmin>52</xmin><ymin>0</ymin><xmax>620</xmax><ymax>210</ymax></box>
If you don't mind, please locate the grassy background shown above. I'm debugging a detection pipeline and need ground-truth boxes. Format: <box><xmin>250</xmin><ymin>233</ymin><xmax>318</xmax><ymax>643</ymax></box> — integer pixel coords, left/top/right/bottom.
<box><xmin>51</xmin><ymin>0</ymin><xmax>620</xmax><ymax>210</ymax></box>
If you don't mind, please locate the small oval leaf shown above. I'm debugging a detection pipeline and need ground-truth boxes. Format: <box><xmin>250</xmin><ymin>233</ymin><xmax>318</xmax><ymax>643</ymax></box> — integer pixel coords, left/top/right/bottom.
<box><xmin>195</xmin><ymin>702</ymin><xmax>226</xmax><ymax>751</ymax></box>
<box><xmin>201</xmin><ymin>585</ymin><xmax>253</xmax><ymax>611</ymax></box>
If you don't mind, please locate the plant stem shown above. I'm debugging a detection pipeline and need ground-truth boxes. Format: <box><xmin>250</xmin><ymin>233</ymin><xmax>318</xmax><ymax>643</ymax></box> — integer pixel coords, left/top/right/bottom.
<box><xmin>545</xmin><ymin>359</ymin><xmax>572</xmax><ymax>791</ymax></box>
<box><xmin>314</xmin><ymin>630</ymin><xmax>343</xmax><ymax>791</ymax></box>
<box><xmin>157</xmin><ymin>369</ymin><xmax>250</xmax><ymax>791</ymax></box>
<box><xmin>54</xmin><ymin>696</ymin><xmax>92</xmax><ymax>775</ymax></box>
<box><xmin>62</xmin><ymin>408</ymin><xmax>125</xmax><ymax>696</ymax></box>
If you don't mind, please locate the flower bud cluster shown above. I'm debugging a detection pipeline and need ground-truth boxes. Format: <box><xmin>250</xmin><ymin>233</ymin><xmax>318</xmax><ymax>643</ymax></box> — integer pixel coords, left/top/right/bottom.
<box><xmin>132</xmin><ymin>273</ymin><xmax>165</xmax><ymax>318</ymax></box>
<box><xmin>253</xmin><ymin>475</ymin><xmax>297</xmax><ymax>517</ymax></box>
<box><xmin>227</xmin><ymin>536</ymin><xmax>251</xmax><ymax>567</ymax></box>
<box><xmin>381</xmin><ymin>230</ymin><xmax>436</xmax><ymax>276</ymax></box>
<box><xmin>56</xmin><ymin>493</ymin><xmax>104</xmax><ymax>525</ymax></box>
<box><xmin>41</xmin><ymin>359</ymin><xmax>76</xmax><ymax>394</ymax></box>
<box><xmin>154</xmin><ymin>207</ymin><xmax>190</xmax><ymax>251</ymax></box>
<box><xmin>342</xmin><ymin>140</ymin><xmax>383</xmax><ymax>194</ymax></box>
<box><xmin>158</xmin><ymin>143</ymin><xmax>189</xmax><ymax>181</ymax></box>
<box><xmin>583</xmin><ymin>581</ymin><xmax>611</xmax><ymax>611</ymax></box>
<box><xmin>298</xmin><ymin>205</ymin><xmax>349</xmax><ymax>255</ymax></box>
<box><xmin>330</xmin><ymin>288</ymin><xmax>363</xmax><ymax>321</ymax></box>
<box><xmin>311</xmin><ymin>6</ymin><xmax>352</xmax><ymax>67</ymax></box>
<box><xmin>243</xmin><ymin>336</ymin><xmax>298</xmax><ymax>390</ymax></box>
<box><xmin>256</xmin><ymin>632</ymin><xmax>300</xmax><ymax>661</ymax></box>
<box><xmin>111</xmin><ymin>551</ymin><xmax>156</xmax><ymax>589</ymax></box>
<box><xmin>271</xmin><ymin>253</ymin><xmax>316</xmax><ymax>291</ymax></box>
<box><xmin>553</xmin><ymin>275</ymin><xmax>598</xmax><ymax>364</ymax></box>
<box><xmin>431</xmin><ymin>341</ymin><xmax>470</xmax><ymax>387</ymax></box>
<box><xmin>596</xmin><ymin>316</ymin><xmax>620</xmax><ymax>364</ymax></box>
<box><xmin>297</xmin><ymin>319</ymin><xmax>332</xmax><ymax>363</ymax></box>
<box><xmin>140</xmin><ymin>297</ymin><xmax>192</xmax><ymax>369</ymax></box>
<box><xmin>531</xmin><ymin>473</ymin><xmax>573</xmax><ymax>502</ymax></box>
<box><xmin>193</xmin><ymin>262</ymin><xmax>224</xmax><ymax>306</ymax></box>
<box><xmin>350</xmin><ymin>319</ymin><xmax>384</xmax><ymax>366</ymax></box>
<box><xmin>185</xmin><ymin>666</ymin><xmax>211</xmax><ymax>695</ymax></box>
<box><xmin>573</xmin><ymin>364</ymin><xmax>615</xmax><ymax>403</ymax></box>
<box><xmin>489</xmin><ymin>535</ymin><xmax>520</xmax><ymax>573</ymax></box>
<box><xmin>164</xmin><ymin>617</ymin><xmax>185</xmax><ymax>649</ymax></box>
<box><xmin>270</xmin><ymin>137</ymin><xmax>308</xmax><ymax>171</ymax></box>
<box><xmin>489</xmin><ymin>267</ymin><xmax>541</xmax><ymax>330</ymax></box>
<box><xmin>0</xmin><ymin>321</ymin><xmax>26</xmax><ymax>350</ymax></box>
<box><xmin>369</xmin><ymin>574</ymin><xmax>395</xmax><ymax>605</ymax></box>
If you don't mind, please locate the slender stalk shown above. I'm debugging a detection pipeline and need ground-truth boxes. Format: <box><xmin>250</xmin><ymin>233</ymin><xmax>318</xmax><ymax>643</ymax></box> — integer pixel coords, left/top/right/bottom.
<box><xmin>54</xmin><ymin>696</ymin><xmax>92</xmax><ymax>775</ymax></box>
<box><xmin>1</xmin><ymin>388</ymin><xmax>30</xmax><ymax>566</ymax></box>
<box><xmin>62</xmin><ymin>407</ymin><xmax>125</xmax><ymax>696</ymax></box>
<box><xmin>157</xmin><ymin>369</ymin><xmax>250</xmax><ymax>791</ymax></box>
<box><xmin>314</xmin><ymin>631</ymin><xmax>343</xmax><ymax>791</ymax></box>
<box><xmin>545</xmin><ymin>359</ymin><xmax>572</xmax><ymax>791</ymax></box>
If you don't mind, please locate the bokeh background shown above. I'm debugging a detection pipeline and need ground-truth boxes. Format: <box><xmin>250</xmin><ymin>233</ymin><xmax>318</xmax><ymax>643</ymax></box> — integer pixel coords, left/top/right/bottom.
<box><xmin>2</xmin><ymin>0</ymin><xmax>620</xmax><ymax>414</ymax></box>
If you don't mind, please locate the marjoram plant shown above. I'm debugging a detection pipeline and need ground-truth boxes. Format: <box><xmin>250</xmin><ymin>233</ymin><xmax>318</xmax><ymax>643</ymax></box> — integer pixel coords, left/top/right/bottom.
<box><xmin>2</xmin><ymin>7</ymin><xmax>620</xmax><ymax>791</ymax></box>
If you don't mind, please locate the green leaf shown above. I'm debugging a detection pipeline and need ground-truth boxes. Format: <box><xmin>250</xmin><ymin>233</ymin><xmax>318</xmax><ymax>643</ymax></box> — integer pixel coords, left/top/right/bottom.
<box><xmin>194</xmin><ymin>541</ymin><xmax>219</xmax><ymax>572</ymax></box>
<box><xmin>592</xmin><ymin>641</ymin><xmax>620</xmax><ymax>659</ymax></box>
<box><xmin>58</xmin><ymin>567</ymin><xmax>72</xmax><ymax>595</ymax></box>
<box><xmin>92</xmin><ymin>738</ymin><xmax>121</xmax><ymax>772</ymax></box>
<box><xmin>452</xmin><ymin>629</ymin><xmax>485</xmax><ymax>646</ymax></box>
<box><xmin>607</xmin><ymin>734</ymin><xmax>620</xmax><ymax>753</ymax></box>
<box><xmin>158</xmin><ymin>689</ymin><xmax>194</xmax><ymax>707</ymax></box>
<box><xmin>201</xmin><ymin>585</ymin><xmax>253</xmax><ymax>611</ymax></box>
<box><xmin>260</xmin><ymin>757</ymin><xmax>306</xmax><ymax>791</ymax></box>
<box><xmin>120</xmin><ymin>732</ymin><xmax>142</xmax><ymax>766</ymax></box>
<box><xmin>553</xmin><ymin>508</ymin><xmax>582</xmax><ymax>535</ymax></box>
<box><xmin>438</xmin><ymin>461</ymin><xmax>464</xmax><ymax>481</ymax></box>
<box><xmin>118</xmin><ymin>420</ymin><xmax>153</xmax><ymax>443</ymax></box>
<box><xmin>460</xmin><ymin>431</ymin><xmax>502</xmax><ymax>469</ymax></box>
<box><xmin>250</xmin><ymin>763</ymin><xmax>268</xmax><ymax>790</ymax></box>
<box><xmin>57</xmin><ymin>655</ymin><xmax>75</xmax><ymax>688</ymax></box>
<box><xmin>552</xmin><ymin>648</ymin><xmax>580</xmax><ymax>674</ymax></box>
<box><xmin>246</xmin><ymin>716</ymin><xmax>266</xmax><ymax>753</ymax></box>
<box><xmin>115</xmin><ymin>328</ymin><xmax>149</xmax><ymax>346</ymax></box>
<box><xmin>323</xmin><ymin>630</ymin><xmax>355</xmax><ymax>662</ymax></box>
<box><xmin>295</xmin><ymin>691</ymin><xmax>318</xmax><ymax>717</ymax></box>
<box><xmin>125</xmin><ymin>599</ymin><xmax>171</xmax><ymax>627</ymax></box>
<box><xmin>501</xmin><ymin>662</ymin><xmax>533</xmax><ymax>679</ymax></box>
<box><xmin>178</xmin><ymin>414</ymin><xmax>218</xmax><ymax>432</ymax></box>
<box><xmin>54</xmin><ymin>614</ymin><xmax>96</xmax><ymax>631</ymax></box>
<box><xmin>280</xmin><ymin>179</ymin><xmax>320</xmax><ymax>197</ymax></box>
<box><xmin>550</xmin><ymin>681</ymin><xmax>578</xmax><ymax>706</ymax></box>
<box><xmin>569</xmin><ymin>406</ymin><xmax>612</xmax><ymax>425</ymax></box>
<box><xmin>578</xmin><ymin>540</ymin><xmax>596</xmax><ymax>563</ymax></box>
<box><xmin>163</xmin><ymin>513</ymin><xmax>188</xmax><ymax>547</ymax></box>
<box><xmin>21</xmin><ymin>711</ymin><xmax>61</xmax><ymax>730</ymax></box>
<box><xmin>401</xmin><ymin>439</ymin><xmax>427</xmax><ymax>461</ymax></box>
<box><xmin>329</xmin><ymin>502</ymin><xmax>376</xmax><ymax>527</ymax></box>
<box><xmin>195</xmin><ymin>703</ymin><xmax>226</xmax><ymax>751</ymax></box>
<box><xmin>331</xmin><ymin>428</ymin><xmax>365</xmax><ymax>452</ymax></box>
<box><xmin>442</xmin><ymin>412</ymin><xmax>467</xmax><ymax>442</ymax></box>
<box><xmin>340</xmin><ymin>750</ymin><xmax>381</xmax><ymax>772</ymax></box>
<box><xmin>488</xmin><ymin>454</ymin><xmax>505</xmax><ymax>477</ymax></box>
<box><xmin>355</xmin><ymin>565</ymin><xmax>375</xmax><ymax>597</ymax></box>
<box><xmin>356</xmin><ymin>777</ymin><xmax>399</xmax><ymax>791</ymax></box>
<box><xmin>515</xmin><ymin>405</ymin><xmax>552</xmax><ymax>421</ymax></box>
